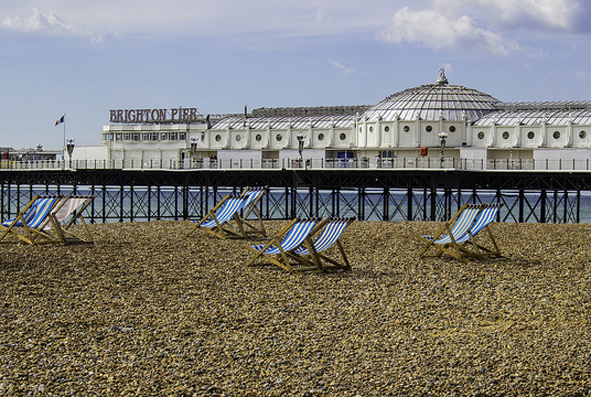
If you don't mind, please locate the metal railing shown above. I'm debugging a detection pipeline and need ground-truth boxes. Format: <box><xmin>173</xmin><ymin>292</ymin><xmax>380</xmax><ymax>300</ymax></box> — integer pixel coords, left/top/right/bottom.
<box><xmin>2</xmin><ymin>157</ymin><xmax>591</xmax><ymax>172</ymax></box>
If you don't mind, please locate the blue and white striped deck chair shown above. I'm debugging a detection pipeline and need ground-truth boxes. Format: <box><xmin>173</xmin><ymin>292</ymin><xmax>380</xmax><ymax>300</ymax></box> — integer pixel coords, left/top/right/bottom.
<box><xmin>292</xmin><ymin>217</ymin><xmax>355</xmax><ymax>272</ymax></box>
<box><xmin>245</xmin><ymin>218</ymin><xmax>320</xmax><ymax>272</ymax></box>
<box><xmin>0</xmin><ymin>195</ymin><xmax>63</xmax><ymax>245</ymax></box>
<box><xmin>236</xmin><ymin>186</ymin><xmax>268</xmax><ymax>238</ymax></box>
<box><xmin>453</xmin><ymin>204</ymin><xmax>503</xmax><ymax>260</ymax></box>
<box><xmin>186</xmin><ymin>193</ymin><xmax>249</xmax><ymax>239</ymax></box>
<box><xmin>417</xmin><ymin>204</ymin><xmax>485</xmax><ymax>260</ymax></box>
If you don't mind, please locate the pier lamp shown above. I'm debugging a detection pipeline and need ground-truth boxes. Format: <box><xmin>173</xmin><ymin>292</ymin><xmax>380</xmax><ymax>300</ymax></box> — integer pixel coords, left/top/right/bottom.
<box><xmin>190</xmin><ymin>137</ymin><xmax>198</xmax><ymax>157</ymax></box>
<box><xmin>66</xmin><ymin>138</ymin><xmax>75</xmax><ymax>168</ymax></box>
<box><xmin>296</xmin><ymin>133</ymin><xmax>306</xmax><ymax>168</ymax></box>
<box><xmin>438</xmin><ymin>131</ymin><xmax>448</xmax><ymax>168</ymax></box>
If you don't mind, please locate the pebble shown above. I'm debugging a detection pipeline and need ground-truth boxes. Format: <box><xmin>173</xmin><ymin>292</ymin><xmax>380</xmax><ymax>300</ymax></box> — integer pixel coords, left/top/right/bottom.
<box><xmin>0</xmin><ymin>220</ymin><xmax>590</xmax><ymax>396</ymax></box>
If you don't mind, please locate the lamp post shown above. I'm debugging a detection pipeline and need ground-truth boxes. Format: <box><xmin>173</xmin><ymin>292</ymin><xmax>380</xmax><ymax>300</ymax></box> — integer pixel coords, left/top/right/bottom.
<box><xmin>296</xmin><ymin>133</ymin><xmax>306</xmax><ymax>168</ymax></box>
<box><xmin>438</xmin><ymin>131</ymin><xmax>448</xmax><ymax>168</ymax></box>
<box><xmin>65</xmin><ymin>138</ymin><xmax>75</xmax><ymax>169</ymax></box>
<box><xmin>190</xmin><ymin>137</ymin><xmax>198</xmax><ymax>157</ymax></box>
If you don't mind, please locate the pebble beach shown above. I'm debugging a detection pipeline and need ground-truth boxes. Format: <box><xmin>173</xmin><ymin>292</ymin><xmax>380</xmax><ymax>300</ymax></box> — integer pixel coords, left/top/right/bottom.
<box><xmin>1</xmin><ymin>220</ymin><xmax>590</xmax><ymax>396</ymax></box>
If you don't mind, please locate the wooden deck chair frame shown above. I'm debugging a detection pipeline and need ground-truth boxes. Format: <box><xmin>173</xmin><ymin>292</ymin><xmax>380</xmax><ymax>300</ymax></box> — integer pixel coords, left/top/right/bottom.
<box><xmin>245</xmin><ymin>218</ymin><xmax>320</xmax><ymax>272</ymax></box>
<box><xmin>236</xmin><ymin>186</ymin><xmax>268</xmax><ymax>238</ymax></box>
<box><xmin>453</xmin><ymin>203</ymin><xmax>504</xmax><ymax>261</ymax></box>
<box><xmin>186</xmin><ymin>193</ymin><xmax>249</xmax><ymax>239</ymax></box>
<box><xmin>41</xmin><ymin>195</ymin><xmax>95</xmax><ymax>244</ymax></box>
<box><xmin>291</xmin><ymin>217</ymin><xmax>356</xmax><ymax>272</ymax></box>
<box><xmin>0</xmin><ymin>195</ymin><xmax>63</xmax><ymax>245</ymax></box>
<box><xmin>417</xmin><ymin>203</ymin><xmax>486</xmax><ymax>262</ymax></box>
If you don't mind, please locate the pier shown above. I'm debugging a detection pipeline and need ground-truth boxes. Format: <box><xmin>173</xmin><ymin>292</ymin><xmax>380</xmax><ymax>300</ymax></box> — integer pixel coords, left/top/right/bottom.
<box><xmin>1</xmin><ymin>168</ymin><xmax>590</xmax><ymax>224</ymax></box>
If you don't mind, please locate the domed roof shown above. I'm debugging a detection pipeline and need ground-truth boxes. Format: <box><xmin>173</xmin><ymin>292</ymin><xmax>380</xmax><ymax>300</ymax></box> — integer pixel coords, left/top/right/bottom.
<box><xmin>362</xmin><ymin>69</ymin><xmax>501</xmax><ymax>122</ymax></box>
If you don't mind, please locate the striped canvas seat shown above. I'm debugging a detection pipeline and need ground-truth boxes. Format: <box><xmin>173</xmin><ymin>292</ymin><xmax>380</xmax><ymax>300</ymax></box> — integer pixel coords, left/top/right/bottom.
<box><xmin>245</xmin><ymin>218</ymin><xmax>320</xmax><ymax>272</ymax></box>
<box><xmin>236</xmin><ymin>186</ymin><xmax>268</xmax><ymax>238</ymax></box>
<box><xmin>186</xmin><ymin>193</ymin><xmax>251</xmax><ymax>239</ymax></box>
<box><xmin>427</xmin><ymin>205</ymin><xmax>482</xmax><ymax>245</ymax></box>
<box><xmin>0</xmin><ymin>195</ymin><xmax>63</xmax><ymax>245</ymax></box>
<box><xmin>293</xmin><ymin>217</ymin><xmax>355</xmax><ymax>272</ymax></box>
<box><xmin>197</xmin><ymin>195</ymin><xmax>247</xmax><ymax>229</ymax></box>
<box><xmin>41</xmin><ymin>195</ymin><xmax>95</xmax><ymax>244</ymax></box>
<box><xmin>453</xmin><ymin>204</ymin><xmax>503</xmax><ymax>259</ymax></box>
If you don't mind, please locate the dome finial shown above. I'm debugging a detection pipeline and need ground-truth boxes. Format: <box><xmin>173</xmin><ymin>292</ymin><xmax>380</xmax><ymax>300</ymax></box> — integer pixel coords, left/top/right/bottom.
<box><xmin>436</xmin><ymin>68</ymin><xmax>448</xmax><ymax>85</ymax></box>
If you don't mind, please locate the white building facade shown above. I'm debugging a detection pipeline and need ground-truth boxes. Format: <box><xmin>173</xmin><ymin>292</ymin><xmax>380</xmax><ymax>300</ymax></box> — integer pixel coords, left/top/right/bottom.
<box><xmin>86</xmin><ymin>70</ymin><xmax>591</xmax><ymax>171</ymax></box>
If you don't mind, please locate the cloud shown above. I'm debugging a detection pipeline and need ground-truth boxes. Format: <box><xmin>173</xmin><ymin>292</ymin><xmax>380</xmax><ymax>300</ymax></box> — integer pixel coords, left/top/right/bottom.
<box><xmin>2</xmin><ymin>8</ymin><xmax>102</xmax><ymax>41</ymax></box>
<box><xmin>329</xmin><ymin>59</ymin><xmax>363</xmax><ymax>75</ymax></box>
<box><xmin>379</xmin><ymin>7</ymin><xmax>519</xmax><ymax>56</ymax></box>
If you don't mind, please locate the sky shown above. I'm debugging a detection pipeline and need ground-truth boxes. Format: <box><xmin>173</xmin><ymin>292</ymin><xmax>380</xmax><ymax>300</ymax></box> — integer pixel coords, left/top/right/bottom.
<box><xmin>1</xmin><ymin>0</ymin><xmax>590</xmax><ymax>150</ymax></box>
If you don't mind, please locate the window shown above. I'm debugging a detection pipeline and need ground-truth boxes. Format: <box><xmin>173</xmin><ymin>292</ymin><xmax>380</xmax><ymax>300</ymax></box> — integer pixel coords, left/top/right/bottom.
<box><xmin>384</xmin><ymin>126</ymin><xmax>390</xmax><ymax>132</ymax></box>
<box><xmin>403</xmin><ymin>125</ymin><xmax>410</xmax><ymax>132</ymax></box>
<box><xmin>502</xmin><ymin>131</ymin><xmax>510</xmax><ymax>140</ymax></box>
<box><xmin>235</xmin><ymin>135</ymin><xmax>241</xmax><ymax>141</ymax></box>
<box><xmin>215</xmin><ymin>134</ymin><xmax>221</xmax><ymax>142</ymax></box>
<box><xmin>553</xmin><ymin>131</ymin><xmax>561</xmax><ymax>140</ymax></box>
<box><xmin>369</xmin><ymin>126</ymin><xmax>374</xmax><ymax>132</ymax></box>
<box><xmin>579</xmin><ymin>130</ymin><xmax>587</xmax><ymax>139</ymax></box>
<box><xmin>318</xmin><ymin>133</ymin><xmax>324</xmax><ymax>141</ymax></box>
<box><xmin>477</xmin><ymin>131</ymin><xmax>485</xmax><ymax>140</ymax></box>
<box><xmin>255</xmin><ymin>134</ymin><xmax>262</xmax><ymax>141</ymax></box>
<box><xmin>449</xmin><ymin>126</ymin><xmax>456</xmax><ymax>133</ymax></box>
<box><xmin>426</xmin><ymin>125</ymin><xmax>432</xmax><ymax>132</ymax></box>
<box><xmin>276</xmin><ymin>134</ymin><xmax>282</xmax><ymax>141</ymax></box>
<box><xmin>527</xmin><ymin>131</ymin><xmax>535</xmax><ymax>140</ymax></box>
<box><xmin>339</xmin><ymin>133</ymin><xmax>347</xmax><ymax>141</ymax></box>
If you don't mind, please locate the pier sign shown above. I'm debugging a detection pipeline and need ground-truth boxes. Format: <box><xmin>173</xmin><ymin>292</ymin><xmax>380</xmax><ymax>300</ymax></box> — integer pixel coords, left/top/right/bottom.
<box><xmin>109</xmin><ymin>107</ymin><xmax>201</xmax><ymax>123</ymax></box>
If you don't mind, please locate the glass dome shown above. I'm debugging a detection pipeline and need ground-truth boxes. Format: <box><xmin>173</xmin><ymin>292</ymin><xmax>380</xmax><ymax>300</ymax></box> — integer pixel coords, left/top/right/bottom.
<box><xmin>362</xmin><ymin>70</ymin><xmax>501</xmax><ymax>122</ymax></box>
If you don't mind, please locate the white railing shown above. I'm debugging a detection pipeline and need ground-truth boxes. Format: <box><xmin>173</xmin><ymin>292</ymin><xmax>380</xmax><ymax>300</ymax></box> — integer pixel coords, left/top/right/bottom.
<box><xmin>2</xmin><ymin>158</ymin><xmax>591</xmax><ymax>171</ymax></box>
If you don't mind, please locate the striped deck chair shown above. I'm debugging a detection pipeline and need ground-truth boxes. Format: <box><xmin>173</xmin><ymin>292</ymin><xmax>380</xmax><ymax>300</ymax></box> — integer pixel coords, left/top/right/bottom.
<box><xmin>41</xmin><ymin>195</ymin><xmax>95</xmax><ymax>244</ymax></box>
<box><xmin>186</xmin><ymin>193</ymin><xmax>249</xmax><ymax>239</ymax></box>
<box><xmin>453</xmin><ymin>204</ymin><xmax>503</xmax><ymax>261</ymax></box>
<box><xmin>417</xmin><ymin>204</ymin><xmax>485</xmax><ymax>261</ymax></box>
<box><xmin>236</xmin><ymin>186</ymin><xmax>268</xmax><ymax>238</ymax></box>
<box><xmin>0</xmin><ymin>195</ymin><xmax>63</xmax><ymax>245</ymax></box>
<box><xmin>245</xmin><ymin>218</ymin><xmax>320</xmax><ymax>272</ymax></box>
<box><xmin>292</xmin><ymin>217</ymin><xmax>355</xmax><ymax>272</ymax></box>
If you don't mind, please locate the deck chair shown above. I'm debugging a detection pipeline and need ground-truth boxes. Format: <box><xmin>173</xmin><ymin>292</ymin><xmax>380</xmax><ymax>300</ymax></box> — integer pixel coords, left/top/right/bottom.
<box><xmin>292</xmin><ymin>217</ymin><xmax>356</xmax><ymax>272</ymax></box>
<box><xmin>186</xmin><ymin>193</ymin><xmax>249</xmax><ymax>239</ymax></box>
<box><xmin>417</xmin><ymin>203</ymin><xmax>485</xmax><ymax>261</ymax></box>
<box><xmin>41</xmin><ymin>195</ymin><xmax>95</xmax><ymax>244</ymax></box>
<box><xmin>453</xmin><ymin>204</ymin><xmax>503</xmax><ymax>260</ymax></box>
<box><xmin>245</xmin><ymin>218</ymin><xmax>320</xmax><ymax>272</ymax></box>
<box><xmin>0</xmin><ymin>195</ymin><xmax>63</xmax><ymax>245</ymax></box>
<box><xmin>236</xmin><ymin>186</ymin><xmax>268</xmax><ymax>238</ymax></box>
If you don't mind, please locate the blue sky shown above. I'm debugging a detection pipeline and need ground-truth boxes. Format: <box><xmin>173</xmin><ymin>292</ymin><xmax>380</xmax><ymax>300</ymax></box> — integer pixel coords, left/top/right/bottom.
<box><xmin>0</xmin><ymin>0</ymin><xmax>590</xmax><ymax>149</ymax></box>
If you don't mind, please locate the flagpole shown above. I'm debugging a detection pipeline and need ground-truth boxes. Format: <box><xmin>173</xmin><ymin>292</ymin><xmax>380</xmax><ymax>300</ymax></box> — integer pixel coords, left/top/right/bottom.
<box><xmin>62</xmin><ymin>113</ymin><xmax>66</xmax><ymax>153</ymax></box>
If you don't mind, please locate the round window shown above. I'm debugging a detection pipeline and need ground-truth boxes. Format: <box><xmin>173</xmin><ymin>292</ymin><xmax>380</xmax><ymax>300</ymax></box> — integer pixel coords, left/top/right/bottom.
<box><xmin>235</xmin><ymin>134</ymin><xmax>241</xmax><ymax>142</ymax></box>
<box><xmin>384</xmin><ymin>126</ymin><xmax>390</xmax><ymax>132</ymax></box>
<box><xmin>403</xmin><ymin>125</ymin><xmax>410</xmax><ymax>132</ymax></box>
<box><xmin>339</xmin><ymin>133</ymin><xmax>347</xmax><ymax>141</ymax></box>
<box><xmin>215</xmin><ymin>134</ymin><xmax>221</xmax><ymax>142</ymax></box>
<box><xmin>449</xmin><ymin>126</ymin><xmax>456</xmax><ymax>133</ymax></box>
<box><xmin>502</xmin><ymin>131</ymin><xmax>510</xmax><ymax>140</ymax></box>
<box><xmin>369</xmin><ymin>126</ymin><xmax>374</xmax><ymax>132</ymax></box>
<box><xmin>553</xmin><ymin>131</ymin><xmax>561</xmax><ymax>140</ymax></box>
<box><xmin>477</xmin><ymin>131</ymin><xmax>485</xmax><ymax>140</ymax></box>
<box><xmin>579</xmin><ymin>130</ymin><xmax>587</xmax><ymax>139</ymax></box>
<box><xmin>318</xmin><ymin>133</ymin><xmax>324</xmax><ymax>141</ymax></box>
<box><xmin>426</xmin><ymin>125</ymin><xmax>432</xmax><ymax>132</ymax></box>
<box><xmin>527</xmin><ymin>131</ymin><xmax>535</xmax><ymax>140</ymax></box>
<box><xmin>255</xmin><ymin>134</ymin><xmax>262</xmax><ymax>142</ymax></box>
<box><xmin>276</xmin><ymin>134</ymin><xmax>282</xmax><ymax>141</ymax></box>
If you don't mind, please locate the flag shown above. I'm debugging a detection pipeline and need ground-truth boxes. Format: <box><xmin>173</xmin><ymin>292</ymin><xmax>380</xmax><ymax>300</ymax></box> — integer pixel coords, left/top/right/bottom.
<box><xmin>55</xmin><ymin>115</ymin><xmax>65</xmax><ymax>126</ymax></box>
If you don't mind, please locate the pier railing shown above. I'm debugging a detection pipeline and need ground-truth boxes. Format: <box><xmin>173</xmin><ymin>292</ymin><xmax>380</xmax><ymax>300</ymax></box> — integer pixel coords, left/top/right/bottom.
<box><xmin>2</xmin><ymin>157</ymin><xmax>591</xmax><ymax>172</ymax></box>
